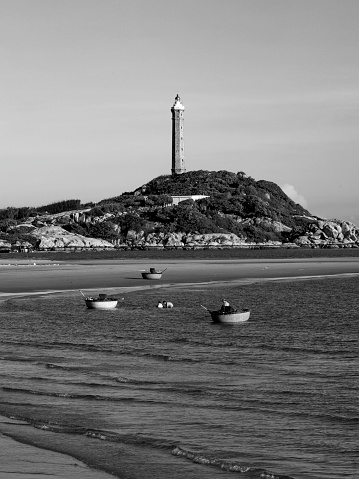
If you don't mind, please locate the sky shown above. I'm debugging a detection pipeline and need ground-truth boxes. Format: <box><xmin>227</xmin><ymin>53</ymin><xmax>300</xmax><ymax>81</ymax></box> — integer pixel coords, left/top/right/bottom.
<box><xmin>1</xmin><ymin>0</ymin><xmax>358</xmax><ymax>223</ymax></box>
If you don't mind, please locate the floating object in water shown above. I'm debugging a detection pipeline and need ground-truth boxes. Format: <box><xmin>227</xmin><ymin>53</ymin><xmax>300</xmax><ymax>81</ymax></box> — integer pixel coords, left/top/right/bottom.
<box><xmin>163</xmin><ymin>301</ymin><xmax>174</xmax><ymax>308</ymax></box>
<box><xmin>201</xmin><ymin>305</ymin><xmax>250</xmax><ymax>324</ymax></box>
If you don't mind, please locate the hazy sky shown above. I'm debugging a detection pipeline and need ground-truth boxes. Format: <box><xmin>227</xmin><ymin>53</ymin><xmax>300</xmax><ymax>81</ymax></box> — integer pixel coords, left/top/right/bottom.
<box><xmin>1</xmin><ymin>0</ymin><xmax>358</xmax><ymax>222</ymax></box>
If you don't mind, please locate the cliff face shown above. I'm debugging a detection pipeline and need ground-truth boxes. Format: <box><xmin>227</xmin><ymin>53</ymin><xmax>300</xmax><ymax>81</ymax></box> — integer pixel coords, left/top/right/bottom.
<box><xmin>1</xmin><ymin>170</ymin><xmax>358</xmax><ymax>251</ymax></box>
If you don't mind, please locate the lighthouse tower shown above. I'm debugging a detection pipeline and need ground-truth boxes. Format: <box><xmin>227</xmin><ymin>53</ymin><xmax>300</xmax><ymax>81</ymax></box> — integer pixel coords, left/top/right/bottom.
<box><xmin>171</xmin><ymin>94</ymin><xmax>186</xmax><ymax>176</ymax></box>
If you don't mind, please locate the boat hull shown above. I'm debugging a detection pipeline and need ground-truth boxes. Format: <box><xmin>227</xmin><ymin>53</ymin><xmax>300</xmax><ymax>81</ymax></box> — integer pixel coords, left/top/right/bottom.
<box><xmin>210</xmin><ymin>310</ymin><xmax>250</xmax><ymax>324</ymax></box>
<box><xmin>141</xmin><ymin>272</ymin><xmax>163</xmax><ymax>280</ymax></box>
<box><xmin>85</xmin><ymin>300</ymin><xmax>118</xmax><ymax>310</ymax></box>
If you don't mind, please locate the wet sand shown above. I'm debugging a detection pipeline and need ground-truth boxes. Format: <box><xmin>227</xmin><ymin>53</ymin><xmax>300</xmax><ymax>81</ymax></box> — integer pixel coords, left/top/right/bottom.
<box><xmin>1</xmin><ymin>256</ymin><xmax>359</xmax><ymax>478</ymax></box>
<box><xmin>0</xmin><ymin>430</ymin><xmax>112</xmax><ymax>479</ymax></box>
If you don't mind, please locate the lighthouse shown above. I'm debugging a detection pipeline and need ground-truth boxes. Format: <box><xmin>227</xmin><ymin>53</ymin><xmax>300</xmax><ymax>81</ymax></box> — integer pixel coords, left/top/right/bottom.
<box><xmin>171</xmin><ymin>94</ymin><xmax>186</xmax><ymax>176</ymax></box>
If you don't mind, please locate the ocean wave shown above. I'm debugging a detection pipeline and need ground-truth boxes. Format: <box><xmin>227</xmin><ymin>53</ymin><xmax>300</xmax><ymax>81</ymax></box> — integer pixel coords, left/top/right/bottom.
<box><xmin>258</xmin><ymin>343</ymin><xmax>354</xmax><ymax>357</ymax></box>
<box><xmin>3</xmin><ymin>386</ymin><xmax>356</xmax><ymax>424</ymax></box>
<box><xmin>169</xmin><ymin>337</ymin><xmax>231</xmax><ymax>347</ymax></box>
<box><xmin>1</xmin><ymin>343</ymin><xmax>199</xmax><ymax>363</ymax></box>
<box><xmin>114</xmin><ymin>376</ymin><xmax>159</xmax><ymax>385</ymax></box>
<box><xmin>171</xmin><ymin>446</ymin><xmax>293</xmax><ymax>478</ymax></box>
<box><xmin>0</xmin><ymin>339</ymin><xmax>115</xmax><ymax>353</ymax></box>
<box><xmin>84</xmin><ymin>429</ymin><xmax>169</xmax><ymax>447</ymax></box>
<box><xmin>45</xmin><ymin>363</ymin><xmax>81</xmax><ymax>371</ymax></box>
<box><xmin>141</xmin><ymin>352</ymin><xmax>176</xmax><ymax>361</ymax></box>
<box><xmin>0</xmin><ymin>356</ymin><xmax>35</xmax><ymax>362</ymax></box>
<box><xmin>1</xmin><ymin>386</ymin><xmax>166</xmax><ymax>405</ymax></box>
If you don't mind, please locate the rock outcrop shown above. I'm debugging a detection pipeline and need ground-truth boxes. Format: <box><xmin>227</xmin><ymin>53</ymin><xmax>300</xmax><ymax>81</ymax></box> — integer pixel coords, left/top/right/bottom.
<box><xmin>292</xmin><ymin>218</ymin><xmax>359</xmax><ymax>248</ymax></box>
<box><xmin>115</xmin><ymin>231</ymin><xmax>277</xmax><ymax>249</ymax></box>
<box><xmin>30</xmin><ymin>226</ymin><xmax>114</xmax><ymax>250</ymax></box>
<box><xmin>5</xmin><ymin>213</ymin><xmax>359</xmax><ymax>251</ymax></box>
<box><xmin>0</xmin><ymin>240</ymin><xmax>11</xmax><ymax>251</ymax></box>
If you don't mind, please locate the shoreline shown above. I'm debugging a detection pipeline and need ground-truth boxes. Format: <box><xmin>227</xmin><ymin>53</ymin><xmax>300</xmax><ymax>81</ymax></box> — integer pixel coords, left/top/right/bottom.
<box><xmin>2</xmin><ymin>246</ymin><xmax>359</xmax><ymax>263</ymax></box>
<box><xmin>0</xmin><ymin>424</ymin><xmax>113</xmax><ymax>479</ymax></box>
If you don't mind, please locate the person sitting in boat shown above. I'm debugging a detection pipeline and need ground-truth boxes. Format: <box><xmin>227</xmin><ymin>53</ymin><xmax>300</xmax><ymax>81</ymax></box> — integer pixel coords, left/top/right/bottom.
<box><xmin>220</xmin><ymin>299</ymin><xmax>234</xmax><ymax>313</ymax></box>
<box><xmin>163</xmin><ymin>301</ymin><xmax>174</xmax><ymax>308</ymax></box>
<box><xmin>157</xmin><ymin>301</ymin><xmax>164</xmax><ymax>308</ymax></box>
<box><xmin>150</xmin><ymin>268</ymin><xmax>161</xmax><ymax>274</ymax></box>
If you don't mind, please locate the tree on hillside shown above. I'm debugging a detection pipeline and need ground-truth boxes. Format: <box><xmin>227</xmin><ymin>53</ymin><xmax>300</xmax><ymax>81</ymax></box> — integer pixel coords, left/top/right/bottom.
<box><xmin>146</xmin><ymin>194</ymin><xmax>173</xmax><ymax>207</ymax></box>
<box><xmin>36</xmin><ymin>199</ymin><xmax>82</xmax><ymax>215</ymax></box>
<box><xmin>115</xmin><ymin>213</ymin><xmax>146</xmax><ymax>235</ymax></box>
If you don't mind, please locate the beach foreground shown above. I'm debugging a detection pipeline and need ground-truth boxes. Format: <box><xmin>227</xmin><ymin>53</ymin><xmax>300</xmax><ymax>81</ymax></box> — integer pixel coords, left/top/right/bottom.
<box><xmin>0</xmin><ymin>254</ymin><xmax>358</xmax><ymax>479</ymax></box>
<box><xmin>0</xmin><ymin>423</ymin><xmax>112</xmax><ymax>479</ymax></box>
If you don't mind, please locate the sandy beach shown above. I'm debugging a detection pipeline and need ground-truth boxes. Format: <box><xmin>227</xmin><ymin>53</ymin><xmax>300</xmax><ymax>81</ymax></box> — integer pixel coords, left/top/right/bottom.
<box><xmin>1</xmin><ymin>255</ymin><xmax>359</xmax><ymax>478</ymax></box>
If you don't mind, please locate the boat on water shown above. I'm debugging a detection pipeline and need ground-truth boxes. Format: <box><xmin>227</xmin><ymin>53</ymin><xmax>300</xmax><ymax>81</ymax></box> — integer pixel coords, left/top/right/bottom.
<box><xmin>141</xmin><ymin>267</ymin><xmax>167</xmax><ymax>280</ymax></box>
<box><xmin>83</xmin><ymin>293</ymin><xmax>118</xmax><ymax>310</ymax></box>
<box><xmin>201</xmin><ymin>305</ymin><xmax>250</xmax><ymax>324</ymax></box>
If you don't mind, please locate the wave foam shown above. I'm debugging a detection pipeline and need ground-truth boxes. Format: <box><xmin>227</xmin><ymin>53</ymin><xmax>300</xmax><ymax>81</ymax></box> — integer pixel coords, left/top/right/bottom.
<box><xmin>172</xmin><ymin>446</ymin><xmax>293</xmax><ymax>478</ymax></box>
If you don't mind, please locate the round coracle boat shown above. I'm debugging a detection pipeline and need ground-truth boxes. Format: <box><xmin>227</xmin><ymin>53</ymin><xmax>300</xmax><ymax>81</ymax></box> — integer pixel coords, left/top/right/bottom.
<box><xmin>210</xmin><ymin>309</ymin><xmax>250</xmax><ymax>324</ymax></box>
<box><xmin>141</xmin><ymin>267</ymin><xmax>166</xmax><ymax>280</ymax></box>
<box><xmin>85</xmin><ymin>293</ymin><xmax>118</xmax><ymax>310</ymax></box>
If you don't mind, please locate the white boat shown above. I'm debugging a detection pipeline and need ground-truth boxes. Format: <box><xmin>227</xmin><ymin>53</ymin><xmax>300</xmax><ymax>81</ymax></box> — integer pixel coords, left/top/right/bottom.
<box><xmin>201</xmin><ymin>305</ymin><xmax>250</xmax><ymax>324</ymax></box>
<box><xmin>141</xmin><ymin>267</ymin><xmax>167</xmax><ymax>280</ymax></box>
<box><xmin>83</xmin><ymin>293</ymin><xmax>118</xmax><ymax>310</ymax></box>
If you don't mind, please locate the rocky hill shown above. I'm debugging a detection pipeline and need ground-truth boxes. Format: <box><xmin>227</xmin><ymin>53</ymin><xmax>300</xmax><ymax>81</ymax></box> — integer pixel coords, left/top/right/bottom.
<box><xmin>0</xmin><ymin>170</ymin><xmax>358</xmax><ymax>251</ymax></box>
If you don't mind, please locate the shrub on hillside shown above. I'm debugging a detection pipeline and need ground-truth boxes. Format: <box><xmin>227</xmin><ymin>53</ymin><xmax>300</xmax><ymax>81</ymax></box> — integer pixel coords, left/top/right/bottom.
<box><xmin>242</xmin><ymin>224</ymin><xmax>283</xmax><ymax>242</ymax></box>
<box><xmin>0</xmin><ymin>219</ymin><xmax>17</xmax><ymax>232</ymax></box>
<box><xmin>211</xmin><ymin>214</ymin><xmax>244</xmax><ymax>237</ymax></box>
<box><xmin>174</xmin><ymin>203</ymin><xmax>220</xmax><ymax>233</ymax></box>
<box><xmin>1</xmin><ymin>232</ymin><xmax>38</xmax><ymax>247</ymax></box>
<box><xmin>86</xmin><ymin>222</ymin><xmax>120</xmax><ymax>242</ymax></box>
<box><xmin>88</xmin><ymin>206</ymin><xmax>105</xmax><ymax>217</ymax></box>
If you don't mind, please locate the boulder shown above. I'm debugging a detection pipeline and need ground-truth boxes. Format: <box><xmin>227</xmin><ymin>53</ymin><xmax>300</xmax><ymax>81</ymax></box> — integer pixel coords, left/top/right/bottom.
<box><xmin>164</xmin><ymin>233</ymin><xmax>184</xmax><ymax>247</ymax></box>
<box><xmin>341</xmin><ymin>221</ymin><xmax>358</xmax><ymax>239</ymax></box>
<box><xmin>126</xmin><ymin>229</ymin><xmax>145</xmax><ymax>242</ymax></box>
<box><xmin>295</xmin><ymin>236</ymin><xmax>311</xmax><ymax>245</ymax></box>
<box><xmin>220</xmin><ymin>240</ymin><xmax>235</xmax><ymax>246</ymax></box>
<box><xmin>0</xmin><ymin>240</ymin><xmax>11</xmax><ymax>248</ymax></box>
<box><xmin>271</xmin><ymin>221</ymin><xmax>292</xmax><ymax>233</ymax></box>
<box><xmin>207</xmin><ymin>241</ymin><xmax>220</xmax><ymax>247</ymax></box>
<box><xmin>322</xmin><ymin>222</ymin><xmax>342</xmax><ymax>239</ymax></box>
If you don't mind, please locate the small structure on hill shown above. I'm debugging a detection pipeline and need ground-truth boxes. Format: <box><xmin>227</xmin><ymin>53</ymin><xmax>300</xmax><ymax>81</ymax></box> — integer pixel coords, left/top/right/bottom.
<box><xmin>171</xmin><ymin>195</ymin><xmax>209</xmax><ymax>205</ymax></box>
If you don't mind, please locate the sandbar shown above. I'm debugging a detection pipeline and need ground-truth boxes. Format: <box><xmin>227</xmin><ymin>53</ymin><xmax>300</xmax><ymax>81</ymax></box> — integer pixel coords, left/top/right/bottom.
<box><xmin>1</xmin><ymin>257</ymin><xmax>359</xmax><ymax>300</ymax></box>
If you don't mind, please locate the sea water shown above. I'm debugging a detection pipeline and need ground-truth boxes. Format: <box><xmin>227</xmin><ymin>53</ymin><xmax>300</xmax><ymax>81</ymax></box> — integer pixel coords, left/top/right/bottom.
<box><xmin>0</xmin><ymin>276</ymin><xmax>358</xmax><ymax>479</ymax></box>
